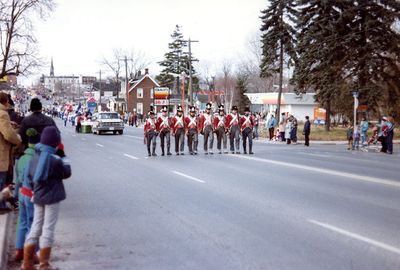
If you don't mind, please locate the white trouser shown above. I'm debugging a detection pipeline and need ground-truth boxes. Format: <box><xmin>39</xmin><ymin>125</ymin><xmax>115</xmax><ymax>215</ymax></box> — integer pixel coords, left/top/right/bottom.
<box><xmin>25</xmin><ymin>203</ymin><xmax>60</xmax><ymax>248</ymax></box>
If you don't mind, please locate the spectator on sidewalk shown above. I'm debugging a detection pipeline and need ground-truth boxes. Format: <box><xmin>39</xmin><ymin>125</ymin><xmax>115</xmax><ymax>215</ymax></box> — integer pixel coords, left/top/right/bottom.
<box><xmin>360</xmin><ymin>116</ymin><xmax>369</xmax><ymax>145</ymax></box>
<box><xmin>253</xmin><ymin>113</ymin><xmax>260</xmax><ymax>140</ymax></box>
<box><xmin>285</xmin><ymin>117</ymin><xmax>293</xmax><ymax>145</ymax></box>
<box><xmin>22</xmin><ymin>127</ymin><xmax>71</xmax><ymax>270</ymax></box>
<box><xmin>303</xmin><ymin>116</ymin><xmax>311</xmax><ymax>147</ymax></box>
<box><xmin>14</xmin><ymin>128</ymin><xmax>40</xmax><ymax>262</ymax></box>
<box><xmin>347</xmin><ymin>125</ymin><xmax>354</xmax><ymax>150</ymax></box>
<box><xmin>353</xmin><ymin>125</ymin><xmax>361</xmax><ymax>150</ymax></box>
<box><xmin>19</xmin><ymin>98</ymin><xmax>58</xmax><ymax>150</ymax></box>
<box><xmin>378</xmin><ymin>117</ymin><xmax>388</xmax><ymax>153</ymax></box>
<box><xmin>279</xmin><ymin>113</ymin><xmax>286</xmax><ymax>142</ymax></box>
<box><xmin>0</xmin><ymin>92</ymin><xmax>22</xmax><ymax>209</ymax></box>
<box><xmin>386</xmin><ymin>116</ymin><xmax>395</xmax><ymax>155</ymax></box>
<box><xmin>266</xmin><ymin>114</ymin><xmax>276</xmax><ymax>141</ymax></box>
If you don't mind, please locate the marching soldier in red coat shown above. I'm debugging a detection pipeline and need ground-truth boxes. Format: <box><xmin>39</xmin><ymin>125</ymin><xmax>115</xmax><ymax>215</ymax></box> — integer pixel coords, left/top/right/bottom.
<box><xmin>156</xmin><ymin>106</ymin><xmax>172</xmax><ymax>156</ymax></box>
<box><xmin>170</xmin><ymin>105</ymin><xmax>185</xmax><ymax>155</ymax></box>
<box><xmin>239</xmin><ymin>107</ymin><xmax>255</xmax><ymax>154</ymax></box>
<box><xmin>184</xmin><ymin>106</ymin><xmax>199</xmax><ymax>155</ymax></box>
<box><xmin>144</xmin><ymin>110</ymin><xmax>158</xmax><ymax>157</ymax></box>
<box><xmin>225</xmin><ymin>105</ymin><xmax>241</xmax><ymax>154</ymax></box>
<box><xmin>199</xmin><ymin>102</ymin><xmax>214</xmax><ymax>154</ymax></box>
<box><xmin>214</xmin><ymin>104</ymin><xmax>228</xmax><ymax>154</ymax></box>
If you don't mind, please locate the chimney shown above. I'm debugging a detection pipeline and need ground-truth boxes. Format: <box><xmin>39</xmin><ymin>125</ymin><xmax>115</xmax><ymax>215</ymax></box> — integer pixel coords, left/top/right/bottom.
<box><xmin>137</xmin><ymin>70</ymin><xmax>141</xmax><ymax>78</ymax></box>
<box><xmin>145</xmin><ymin>68</ymin><xmax>149</xmax><ymax>75</ymax></box>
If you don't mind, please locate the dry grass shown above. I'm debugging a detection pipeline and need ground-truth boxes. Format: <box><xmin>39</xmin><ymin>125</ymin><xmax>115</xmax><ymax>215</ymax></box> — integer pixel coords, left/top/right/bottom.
<box><xmin>259</xmin><ymin>125</ymin><xmax>400</xmax><ymax>141</ymax></box>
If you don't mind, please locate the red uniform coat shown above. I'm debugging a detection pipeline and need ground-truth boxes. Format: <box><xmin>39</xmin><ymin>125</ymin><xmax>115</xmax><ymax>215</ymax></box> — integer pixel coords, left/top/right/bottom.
<box><xmin>184</xmin><ymin>115</ymin><xmax>199</xmax><ymax>131</ymax></box>
<box><xmin>156</xmin><ymin>115</ymin><xmax>171</xmax><ymax>132</ymax></box>
<box><xmin>225</xmin><ymin>113</ymin><xmax>240</xmax><ymax>129</ymax></box>
<box><xmin>144</xmin><ymin>118</ymin><xmax>157</xmax><ymax>134</ymax></box>
<box><xmin>170</xmin><ymin>115</ymin><xmax>185</xmax><ymax>134</ymax></box>
<box><xmin>214</xmin><ymin>115</ymin><xmax>226</xmax><ymax>130</ymax></box>
<box><xmin>198</xmin><ymin>113</ymin><xmax>214</xmax><ymax>132</ymax></box>
<box><xmin>239</xmin><ymin>115</ymin><xmax>255</xmax><ymax>131</ymax></box>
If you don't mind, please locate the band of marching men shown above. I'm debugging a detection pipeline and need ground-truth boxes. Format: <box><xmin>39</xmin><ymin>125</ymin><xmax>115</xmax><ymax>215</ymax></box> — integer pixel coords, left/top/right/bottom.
<box><xmin>144</xmin><ymin>103</ymin><xmax>255</xmax><ymax>156</ymax></box>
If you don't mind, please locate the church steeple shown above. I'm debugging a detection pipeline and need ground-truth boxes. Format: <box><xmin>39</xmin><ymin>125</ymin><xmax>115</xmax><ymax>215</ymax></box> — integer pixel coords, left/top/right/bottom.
<box><xmin>50</xmin><ymin>57</ymin><xmax>54</xmax><ymax>76</ymax></box>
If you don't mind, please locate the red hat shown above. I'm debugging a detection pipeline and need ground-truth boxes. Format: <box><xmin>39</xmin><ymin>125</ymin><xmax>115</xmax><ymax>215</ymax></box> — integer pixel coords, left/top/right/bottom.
<box><xmin>57</xmin><ymin>143</ymin><xmax>64</xmax><ymax>152</ymax></box>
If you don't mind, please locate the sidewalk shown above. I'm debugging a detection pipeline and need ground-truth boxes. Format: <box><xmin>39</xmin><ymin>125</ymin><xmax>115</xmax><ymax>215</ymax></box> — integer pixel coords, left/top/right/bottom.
<box><xmin>0</xmin><ymin>211</ymin><xmax>13</xmax><ymax>270</ymax></box>
<box><xmin>254</xmin><ymin>138</ymin><xmax>400</xmax><ymax>145</ymax></box>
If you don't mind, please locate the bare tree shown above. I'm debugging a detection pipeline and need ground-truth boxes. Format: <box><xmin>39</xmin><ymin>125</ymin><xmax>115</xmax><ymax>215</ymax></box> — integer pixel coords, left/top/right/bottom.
<box><xmin>101</xmin><ymin>48</ymin><xmax>123</xmax><ymax>97</ymax></box>
<box><xmin>127</xmin><ymin>48</ymin><xmax>151</xmax><ymax>78</ymax></box>
<box><xmin>218</xmin><ymin>59</ymin><xmax>236</xmax><ymax>111</ymax></box>
<box><xmin>0</xmin><ymin>0</ymin><xmax>54</xmax><ymax>79</ymax></box>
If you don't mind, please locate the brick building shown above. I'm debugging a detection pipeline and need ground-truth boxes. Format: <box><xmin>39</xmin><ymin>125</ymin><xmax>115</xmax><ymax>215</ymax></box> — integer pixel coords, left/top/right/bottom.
<box><xmin>127</xmin><ymin>69</ymin><xmax>159</xmax><ymax>114</ymax></box>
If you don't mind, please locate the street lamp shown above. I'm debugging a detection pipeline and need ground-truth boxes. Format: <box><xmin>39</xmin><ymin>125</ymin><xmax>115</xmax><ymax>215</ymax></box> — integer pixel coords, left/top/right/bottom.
<box><xmin>352</xmin><ymin>90</ymin><xmax>359</xmax><ymax>129</ymax></box>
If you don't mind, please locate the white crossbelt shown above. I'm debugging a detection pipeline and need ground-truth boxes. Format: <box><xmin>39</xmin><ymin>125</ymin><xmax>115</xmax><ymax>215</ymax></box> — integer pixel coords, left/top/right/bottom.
<box><xmin>229</xmin><ymin>114</ymin><xmax>238</xmax><ymax>126</ymax></box>
<box><xmin>242</xmin><ymin>116</ymin><xmax>251</xmax><ymax>126</ymax></box>
<box><xmin>174</xmin><ymin>116</ymin><xmax>184</xmax><ymax>128</ymax></box>
<box><xmin>147</xmin><ymin>119</ymin><xmax>156</xmax><ymax>129</ymax></box>
<box><xmin>204</xmin><ymin>113</ymin><xmax>212</xmax><ymax>126</ymax></box>
<box><xmin>188</xmin><ymin>116</ymin><xmax>197</xmax><ymax>127</ymax></box>
<box><xmin>160</xmin><ymin>116</ymin><xmax>170</xmax><ymax>128</ymax></box>
<box><xmin>217</xmin><ymin>115</ymin><xmax>225</xmax><ymax>127</ymax></box>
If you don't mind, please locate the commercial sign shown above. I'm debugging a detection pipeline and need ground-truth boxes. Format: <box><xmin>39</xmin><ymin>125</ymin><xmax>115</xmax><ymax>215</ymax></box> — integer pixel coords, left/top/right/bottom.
<box><xmin>153</xmin><ymin>87</ymin><xmax>170</xmax><ymax>99</ymax></box>
<box><xmin>154</xmin><ymin>99</ymin><xmax>169</xmax><ymax>106</ymax></box>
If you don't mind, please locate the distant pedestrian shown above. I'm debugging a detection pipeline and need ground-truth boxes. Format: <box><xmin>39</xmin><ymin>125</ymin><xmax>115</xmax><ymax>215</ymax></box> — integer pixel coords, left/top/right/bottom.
<box><xmin>347</xmin><ymin>125</ymin><xmax>354</xmax><ymax>150</ymax></box>
<box><xmin>386</xmin><ymin>116</ymin><xmax>395</xmax><ymax>155</ymax></box>
<box><xmin>266</xmin><ymin>114</ymin><xmax>276</xmax><ymax>140</ymax></box>
<box><xmin>22</xmin><ymin>127</ymin><xmax>71</xmax><ymax>270</ymax></box>
<box><xmin>253</xmin><ymin>112</ymin><xmax>260</xmax><ymax>140</ymax></box>
<box><xmin>279</xmin><ymin>113</ymin><xmax>286</xmax><ymax>142</ymax></box>
<box><xmin>353</xmin><ymin>125</ymin><xmax>361</xmax><ymax>150</ymax></box>
<box><xmin>291</xmin><ymin>115</ymin><xmax>298</xmax><ymax>144</ymax></box>
<box><xmin>360</xmin><ymin>116</ymin><xmax>369</xmax><ymax>145</ymax></box>
<box><xmin>378</xmin><ymin>117</ymin><xmax>388</xmax><ymax>153</ymax></box>
<box><xmin>303</xmin><ymin>116</ymin><xmax>311</xmax><ymax>147</ymax></box>
<box><xmin>285</xmin><ymin>118</ymin><xmax>292</xmax><ymax>145</ymax></box>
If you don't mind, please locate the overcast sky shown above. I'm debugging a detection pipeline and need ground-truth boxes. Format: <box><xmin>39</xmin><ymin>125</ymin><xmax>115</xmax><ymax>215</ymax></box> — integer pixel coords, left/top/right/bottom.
<box><xmin>28</xmin><ymin>0</ymin><xmax>267</xmax><ymax>84</ymax></box>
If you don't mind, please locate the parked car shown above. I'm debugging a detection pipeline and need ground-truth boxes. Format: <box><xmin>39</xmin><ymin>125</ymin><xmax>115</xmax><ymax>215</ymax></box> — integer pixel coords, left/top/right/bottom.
<box><xmin>91</xmin><ymin>112</ymin><xmax>124</xmax><ymax>135</ymax></box>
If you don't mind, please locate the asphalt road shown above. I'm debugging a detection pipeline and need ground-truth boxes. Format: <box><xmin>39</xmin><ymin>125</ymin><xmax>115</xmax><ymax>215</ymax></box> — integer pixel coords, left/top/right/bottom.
<box><xmin>16</xmin><ymin>120</ymin><xmax>400</xmax><ymax>270</ymax></box>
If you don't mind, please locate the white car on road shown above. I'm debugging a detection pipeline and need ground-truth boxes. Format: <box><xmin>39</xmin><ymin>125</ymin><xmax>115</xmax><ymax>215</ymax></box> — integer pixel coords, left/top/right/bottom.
<box><xmin>91</xmin><ymin>112</ymin><xmax>124</xmax><ymax>135</ymax></box>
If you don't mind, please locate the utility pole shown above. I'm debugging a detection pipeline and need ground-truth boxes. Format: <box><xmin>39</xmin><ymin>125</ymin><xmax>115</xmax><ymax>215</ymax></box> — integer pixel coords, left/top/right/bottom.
<box><xmin>187</xmin><ymin>38</ymin><xmax>199</xmax><ymax>105</ymax></box>
<box><xmin>120</xmin><ymin>56</ymin><xmax>133</xmax><ymax>112</ymax></box>
<box><xmin>98</xmin><ymin>70</ymin><xmax>102</xmax><ymax>112</ymax></box>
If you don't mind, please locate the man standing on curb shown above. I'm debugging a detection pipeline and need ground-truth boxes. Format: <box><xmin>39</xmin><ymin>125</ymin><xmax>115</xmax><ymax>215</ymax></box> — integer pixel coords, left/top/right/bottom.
<box><xmin>303</xmin><ymin>116</ymin><xmax>311</xmax><ymax>147</ymax></box>
<box><xmin>266</xmin><ymin>114</ymin><xmax>276</xmax><ymax>141</ymax></box>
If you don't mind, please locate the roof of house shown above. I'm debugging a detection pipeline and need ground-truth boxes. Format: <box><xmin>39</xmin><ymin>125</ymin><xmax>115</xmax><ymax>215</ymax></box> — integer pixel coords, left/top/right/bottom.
<box><xmin>128</xmin><ymin>74</ymin><xmax>160</xmax><ymax>93</ymax></box>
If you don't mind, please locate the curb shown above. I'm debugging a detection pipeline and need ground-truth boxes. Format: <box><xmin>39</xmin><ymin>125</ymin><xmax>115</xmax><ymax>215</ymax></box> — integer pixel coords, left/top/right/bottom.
<box><xmin>0</xmin><ymin>211</ymin><xmax>13</xmax><ymax>270</ymax></box>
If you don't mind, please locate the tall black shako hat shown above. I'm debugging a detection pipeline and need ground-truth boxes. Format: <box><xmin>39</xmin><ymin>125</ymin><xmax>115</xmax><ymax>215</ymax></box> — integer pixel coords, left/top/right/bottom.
<box><xmin>162</xmin><ymin>106</ymin><xmax>168</xmax><ymax>112</ymax></box>
<box><xmin>218</xmin><ymin>104</ymin><xmax>225</xmax><ymax>111</ymax></box>
<box><xmin>205</xmin><ymin>103</ymin><xmax>212</xmax><ymax>111</ymax></box>
<box><xmin>177</xmin><ymin>105</ymin><xmax>183</xmax><ymax>112</ymax></box>
<box><xmin>147</xmin><ymin>110</ymin><xmax>155</xmax><ymax>116</ymax></box>
<box><xmin>244</xmin><ymin>107</ymin><xmax>251</xmax><ymax>112</ymax></box>
<box><xmin>231</xmin><ymin>105</ymin><xmax>238</xmax><ymax>111</ymax></box>
<box><xmin>189</xmin><ymin>106</ymin><xmax>196</xmax><ymax>113</ymax></box>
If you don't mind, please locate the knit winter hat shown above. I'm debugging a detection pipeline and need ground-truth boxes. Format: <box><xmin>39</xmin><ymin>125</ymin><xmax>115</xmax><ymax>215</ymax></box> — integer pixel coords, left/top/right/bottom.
<box><xmin>40</xmin><ymin>126</ymin><xmax>61</xmax><ymax>147</ymax></box>
<box><xmin>26</xmin><ymin>128</ymin><xmax>40</xmax><ymax>145</ymax></box>
<box><xmin>30</xmin><ymin>98</ymin><xmax>42</xmax><ymax>112</ymax></box>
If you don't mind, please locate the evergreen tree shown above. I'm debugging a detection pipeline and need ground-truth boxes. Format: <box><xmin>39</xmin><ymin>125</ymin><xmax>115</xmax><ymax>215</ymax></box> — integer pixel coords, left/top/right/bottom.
<box><xmin>156</xmin><ymin>25</ymin><xmax>197</xmax><ymax>97</ymax></box>
<box><xmin>236</xmin><ymin>74</ymin><xmax>251</xmax><ymax>113</ymax></box>
<box><xmin>344</xmin><ymin>1</ymin><xmax>400</xmax><ymax>113</ymax></box>
<box><xmin>293</xmin><ymin>0</ymin><xmax>353</xmax><ymax>131</ymax></box>
<box><xmin>259</xmin><ymin>0</ymin><xmax>297</xmax><ymax>123</ymax></box>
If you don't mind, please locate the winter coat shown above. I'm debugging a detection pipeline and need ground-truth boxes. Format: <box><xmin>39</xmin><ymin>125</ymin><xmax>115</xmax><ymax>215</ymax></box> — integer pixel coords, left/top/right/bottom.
<box><xmin>279</xmin><ymin>116</ymin><xmax>286</xmax><ymax>131</ymax></box>
<box><xmin>360</xmin><ymin>121</ymin><xmax>368</xmax><ymax>133</ymax></box>
<box><xmin>0</xmin><ymin>103</ymin><xmax>21</xmax><ymax>172</ymax></box>
<box><xmin>27</xmin><ymin>148</ymin><xmax>71</xmax><ymax>205</ymax></box>
<box><xmin>19</xmin><ymin>112</ymin><xmax>57</xmax><ymax>148</ymax></box>
<box><xmin>16</xmin><ymin>146</ymin><xmax>35</xmax><ymax>190</ymax></box>
<box><xmin>266</xmin><ymin>117</ymin><xmax>276</xmax><ymax>129</ymax></box>
<box><xmin>285</xmin><ymin>121</ymin><xmax>292</xmax><ymax>139</ymax></box>
<box><xmin>303</xmin><ymin>120</ymin><xmax>311</xmax><ymax>135</ymax></box>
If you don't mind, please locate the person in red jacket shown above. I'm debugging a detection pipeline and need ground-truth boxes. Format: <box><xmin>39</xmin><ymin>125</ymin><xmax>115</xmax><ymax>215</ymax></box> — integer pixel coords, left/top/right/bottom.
<box><xmin>199</xmin><ymin>103</ymin><xmax>214</xmax><ymax>154</ymax></box>
<box><xmin>144</xmin><ymin>111</ymin><xmax>158</xmax><ymax>156</ymax></box>
<box><xmin>225</xmin><ymin>105</ymin><xmax>241</xmax><ymax>154</ymax></box>
<box><xmin>156</xmin><ymin>106</ymin><xmax>172</xmax><ymax>156</ymax></box>
<box><xmin>214</xmin><ymin>104</ymin><xmax>228</xmax><ymax>154</ymax></box>
<box><xmin>185</xmin><ymin>106</ymin><xmax>199</xmax><ymax>155</ymax></box>
<box><xmin>170</xmin><ymin>105</ymin><xmax>185</xmax><ymax>155</ymax></box>
<box><xmin>239</xmin><ymin>107</ymin><xmax>255</xmax><ymax>154</ymax></box>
